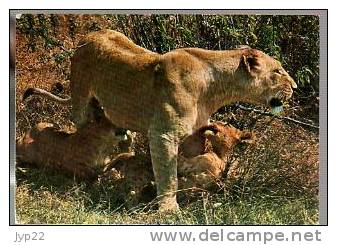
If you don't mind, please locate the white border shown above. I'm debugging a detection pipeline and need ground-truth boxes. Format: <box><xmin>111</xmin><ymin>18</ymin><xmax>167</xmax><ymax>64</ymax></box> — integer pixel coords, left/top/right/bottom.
<box><xmin>1</xmin><ymin>0</ymin><xmax>330</xmax><ymax>10</ymax></box>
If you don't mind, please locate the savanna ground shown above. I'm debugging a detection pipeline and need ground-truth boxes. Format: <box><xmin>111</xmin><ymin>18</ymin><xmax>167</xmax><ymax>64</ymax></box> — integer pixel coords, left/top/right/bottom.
<box><xmin>15</xmin><ymin>14</ymin><xmax>319</xmax><ymax>224</ymax></box>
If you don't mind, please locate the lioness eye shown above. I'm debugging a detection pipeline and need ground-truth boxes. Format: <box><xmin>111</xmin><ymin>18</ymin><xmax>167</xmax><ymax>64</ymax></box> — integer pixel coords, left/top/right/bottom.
<box><xmin>274</xmin><ymin>69</ymin><xmax>282</xmax><ymax>74</ymax></box>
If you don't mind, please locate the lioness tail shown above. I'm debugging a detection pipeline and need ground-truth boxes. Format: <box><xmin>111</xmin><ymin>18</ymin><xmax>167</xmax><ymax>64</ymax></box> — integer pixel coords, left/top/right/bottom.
<box><xmin>23</xmin><ymin>88</ymin><xmax>71</xmax><ymax>105</ymax></box>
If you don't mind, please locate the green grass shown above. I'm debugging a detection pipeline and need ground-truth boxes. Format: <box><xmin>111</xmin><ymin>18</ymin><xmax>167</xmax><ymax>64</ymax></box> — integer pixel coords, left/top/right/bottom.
<box><xmin>16</xmin><ymin>167</ymin><xmax>318</xmax><ymax>225</ymax></box>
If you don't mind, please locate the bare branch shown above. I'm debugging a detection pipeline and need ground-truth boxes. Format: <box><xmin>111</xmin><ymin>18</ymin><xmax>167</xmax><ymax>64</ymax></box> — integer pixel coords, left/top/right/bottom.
<box><xmin>235</xmin><ymin>104</ymin><xmax>319</xmax><ymax>130</ymax></box>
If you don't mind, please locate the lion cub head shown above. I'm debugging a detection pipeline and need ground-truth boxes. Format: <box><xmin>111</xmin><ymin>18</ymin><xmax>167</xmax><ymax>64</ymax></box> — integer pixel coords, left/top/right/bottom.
<box><xmin>179</xmin><ymin>121</ymin><xmax>254</xmax><ymax>160</ymax></box>
<box><xmin>178</xmin><ymin>121</ymin><xmax>254</xmax><ymax>180</ymax></box>
<box><xmin>202</xmin><ymin>121</ymin><xmax>254</xmax><ymax>159</ymax></box>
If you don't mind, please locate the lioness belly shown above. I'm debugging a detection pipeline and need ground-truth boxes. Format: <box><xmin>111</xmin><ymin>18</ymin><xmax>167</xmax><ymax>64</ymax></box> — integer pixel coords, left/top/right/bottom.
<box><xmin>72</xmin><ymin>63</ymin><xmax>157</xmax><ymax>132</ymax></box>
<box><xmin>94</xmin><ymin>73</ymin><xmax>157</xmax><ymax>132</ymax></box>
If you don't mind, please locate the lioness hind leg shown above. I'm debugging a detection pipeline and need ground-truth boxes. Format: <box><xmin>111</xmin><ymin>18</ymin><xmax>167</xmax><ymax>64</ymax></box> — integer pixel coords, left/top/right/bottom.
<box><xmin>70</xmin><ymin>77</ymin><xmax>94</xmax><ymax>127</ymax></box>
<box><xmin>72</xmin><ymin>96</ymin><xmax>108</xmax><ymax>128</ymax></box>
<box><xmin>148</xmin><ymin>129</ymin><xmax>180</xmax><ymax>212</ymax></box>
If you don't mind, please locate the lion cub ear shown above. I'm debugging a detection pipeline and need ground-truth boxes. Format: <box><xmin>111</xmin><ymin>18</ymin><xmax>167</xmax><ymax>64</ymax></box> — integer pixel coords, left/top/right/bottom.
<box><xmin>204</xmin><ymin>130</ymin><xmax>216</xmax><ymax>137</ymax></box>
<box><xmin>239</xmin><ymin>131</ymin><xmax>255</xmax><ymax>144</ymax></box>
<box><xmin>202</xmin><ymin>124</ymin><xmax>219</xmax><ymax>137</ymax></box>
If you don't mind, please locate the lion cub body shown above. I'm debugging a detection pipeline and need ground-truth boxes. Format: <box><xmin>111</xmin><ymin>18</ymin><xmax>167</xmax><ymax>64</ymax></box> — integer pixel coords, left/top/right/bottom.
<box><xmin>16</xmin><ymin>118</ymin><xmax>126</xmax><ymax>179</ymax></box>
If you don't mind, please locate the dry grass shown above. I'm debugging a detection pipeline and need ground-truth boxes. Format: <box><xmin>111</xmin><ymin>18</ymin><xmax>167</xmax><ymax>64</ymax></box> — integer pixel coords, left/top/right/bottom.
<box><xmin>15</xmin><ymin>14</ymin><xmax>319</xmax><ymax>225</ymax></box>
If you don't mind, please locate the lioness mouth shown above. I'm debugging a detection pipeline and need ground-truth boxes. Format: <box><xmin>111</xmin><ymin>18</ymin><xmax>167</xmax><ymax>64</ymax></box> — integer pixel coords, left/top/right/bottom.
<box><xmin>115</xmin><ymin>128</ymin><xmax>130</xmax><ymax>141</ymax></box>
<box><xmin>269</xmin><ymin>97</ymin><xmax>283</xmax><ymax>107</ymax></box>
<box><xmin>269</xmin><ymin>98</ymin><xmax>283</xmax><ymax>115</ymax></box>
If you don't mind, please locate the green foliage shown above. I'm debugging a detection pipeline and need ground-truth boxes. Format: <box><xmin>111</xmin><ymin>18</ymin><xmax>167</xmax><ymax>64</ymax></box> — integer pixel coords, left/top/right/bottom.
<box><xmin>296</xmin><ymin>66</ymin><xmax>314</xmax><ymax>86</ymax></box>
<box><xmin>17</xmin><ymin>14</ymin><xmax>61</xmax><ymax>50</ymax></box>
<box><xmin>17</xmin><ymin>14</ymin><xmax>319</xmax><ymax>90</ymax></box>
<box><xmin>111</xmin><ymin>14</ymin><xmax>319</xmax><ymax>90</ymax></box>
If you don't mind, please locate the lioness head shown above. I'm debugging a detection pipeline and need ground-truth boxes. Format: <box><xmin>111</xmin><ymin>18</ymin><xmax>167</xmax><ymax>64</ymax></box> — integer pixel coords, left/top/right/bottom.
<box><xmin>238</xmin><ymin>48</ymin><xmax>297</xmax><ymax>112</ymax></box>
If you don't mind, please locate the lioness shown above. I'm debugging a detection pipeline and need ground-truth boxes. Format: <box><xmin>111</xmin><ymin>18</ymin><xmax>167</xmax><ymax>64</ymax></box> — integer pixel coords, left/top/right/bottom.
<box><xmin>23</xmin><ymin>29</ymin><xmax>297</xmax><ymax>211</ymax></box>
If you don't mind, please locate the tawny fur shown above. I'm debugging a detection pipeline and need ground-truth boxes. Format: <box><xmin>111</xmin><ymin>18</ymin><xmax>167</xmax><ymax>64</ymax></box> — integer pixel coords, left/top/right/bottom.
<box><xmin>24</xmin><ymin>29</ymin><xmax>295</xmax><ymax>211</ymax></box>
<box><xmin>16</xmin><ymin>117</ymin><xmax>128</xmax><ymax>180</ymax></box>
<box><xmin>103</xmin><ymin>122</ymin><xmax>254</xmax><ymax>203</ymax></box>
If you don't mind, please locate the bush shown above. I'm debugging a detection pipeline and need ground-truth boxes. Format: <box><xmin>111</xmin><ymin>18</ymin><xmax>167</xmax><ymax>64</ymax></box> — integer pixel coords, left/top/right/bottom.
<box><xmin>17</xmin><ymin>14</ymin><xmax>319</xmax><ymax>90</ymax></box>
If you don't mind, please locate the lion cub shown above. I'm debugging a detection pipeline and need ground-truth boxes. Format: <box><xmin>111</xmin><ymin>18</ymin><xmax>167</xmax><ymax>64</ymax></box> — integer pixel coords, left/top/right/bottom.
<box><xmin>16</xmin><ymin>100</ymin><xmax>130</xmax><ymax>180</ymax></box>
<box><xmin>177</xmin><ymin>121</ymin><xmax>254</xmax><ymax>189</ymax></box>
<box><xmin>104</xmin><ymin>122</ymin><xmax>254</xmax><ymax>203</ymax></box>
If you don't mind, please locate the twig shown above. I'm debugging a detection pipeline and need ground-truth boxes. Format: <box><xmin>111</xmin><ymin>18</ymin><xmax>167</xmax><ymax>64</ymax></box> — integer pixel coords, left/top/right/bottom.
<box><xmin>235</xmin><ymin>104</ymin><xmax>319</xmax><ymax>130</ymax></box>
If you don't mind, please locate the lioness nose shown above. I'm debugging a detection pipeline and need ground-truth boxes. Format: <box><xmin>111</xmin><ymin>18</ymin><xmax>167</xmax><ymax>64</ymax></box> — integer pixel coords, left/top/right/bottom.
<box><xmin>290</xmin><ymin>78</ymin><xmax>297</xmax><ymax>89</ymax></box>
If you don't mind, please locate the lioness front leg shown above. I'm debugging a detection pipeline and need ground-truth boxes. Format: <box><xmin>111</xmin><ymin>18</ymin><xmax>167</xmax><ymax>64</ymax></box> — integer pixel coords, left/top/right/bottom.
<box><xmin>148</xmin><ymin>126</ymin><xmax>184</xmax><ymax>212</ymax></box>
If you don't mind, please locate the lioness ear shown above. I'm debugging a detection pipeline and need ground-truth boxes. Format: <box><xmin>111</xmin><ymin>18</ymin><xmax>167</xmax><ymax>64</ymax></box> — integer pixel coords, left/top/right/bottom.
<box><xmin>240</xmin><ymin>53</ymin><xmax>261</xmax><ymax>75</ymax></box>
